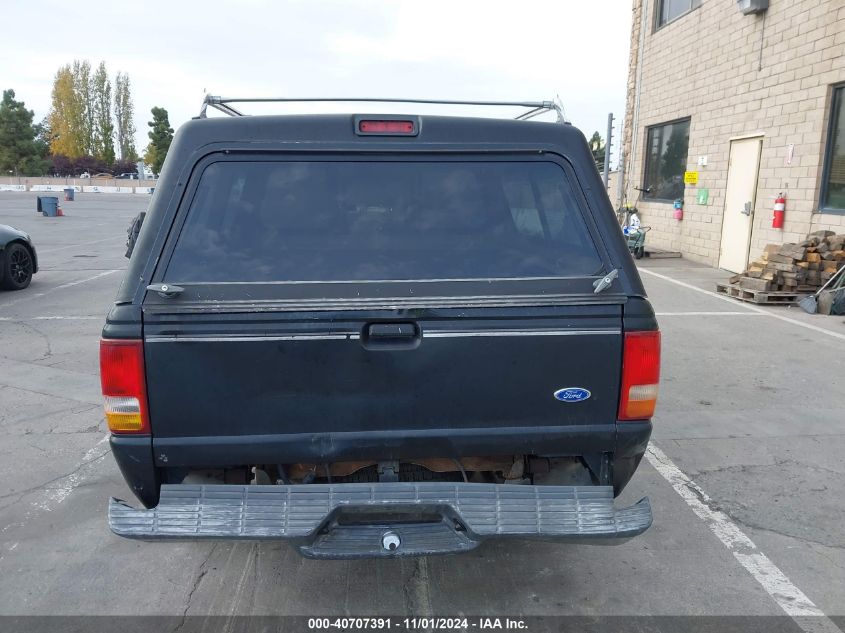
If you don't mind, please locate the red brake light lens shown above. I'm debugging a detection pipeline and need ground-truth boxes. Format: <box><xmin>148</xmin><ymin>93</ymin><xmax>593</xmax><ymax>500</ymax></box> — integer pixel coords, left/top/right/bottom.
<box><xmin>358</xmin><ymin>120</ymin><xmax>416</xmax><ymax>135</ymax></box>
<box><xmin>618</xmin><ymin>331</ymin><xmax>661</xmax><ymax>421</ymax></box>
<box><xmin>100</xmin><ymin>339</ymin><xmax>150</xmax><ymax>434</ymax></box>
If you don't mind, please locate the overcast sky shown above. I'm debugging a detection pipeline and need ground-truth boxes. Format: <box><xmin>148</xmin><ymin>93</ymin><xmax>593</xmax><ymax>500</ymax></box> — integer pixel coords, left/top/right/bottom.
<box><xmin>2</xmin><ymin>0</ymin><xmax>632</xmax><ymax>165</ymax></box>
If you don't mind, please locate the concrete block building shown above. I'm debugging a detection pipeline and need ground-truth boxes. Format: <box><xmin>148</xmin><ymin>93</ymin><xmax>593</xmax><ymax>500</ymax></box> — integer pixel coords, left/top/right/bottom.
<box><xmin>620</xmin><ymin>0</ymin><xmax>845</xmax><ymax>271</ymax></box>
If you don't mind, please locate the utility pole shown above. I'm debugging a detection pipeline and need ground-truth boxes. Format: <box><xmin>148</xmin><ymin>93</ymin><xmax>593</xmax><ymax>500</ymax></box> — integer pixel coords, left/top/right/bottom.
<box><xmin>616</xmin><ymin>151</ymin><xmax>625</xmax><ymax>209</ymax></box>
<box><xmin>603</xmin><ymin>112</ymin><xmax>613</xmax><ymax>188</ymax></box>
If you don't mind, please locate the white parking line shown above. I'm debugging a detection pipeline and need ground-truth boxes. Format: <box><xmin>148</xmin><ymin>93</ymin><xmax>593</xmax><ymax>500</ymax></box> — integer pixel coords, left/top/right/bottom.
<box><xmin>654</xmin><ymin>311</ymin><xmax>763</xmax><ymax>316</ymax></box>
<box><xmin>646</xmin><ymin>444</ymin><xmax>841</xmax><ymax>632</ymax></box>
<box><xmin>0</xmin><ymin>315</ymin><xmax>101</xmax><ymax>321</ymax></box>
<box><xmin>34</xmin><ymin>434</ymin><xmax>111</xmax><ymax>510</ymax></box>
<box><xmin>0</xmin><ymin>269</ymin><xmax>120</xmax><ymax>309</ymax></box>
<box><xmin>2</xmin><ymin>434</ymin><xmax>111</xmax><ymax>539</ymax></box>
<box><xmin>640</xmin><ymin>267</ymin><xmax>845</xmax><ymax>342</ymax></box>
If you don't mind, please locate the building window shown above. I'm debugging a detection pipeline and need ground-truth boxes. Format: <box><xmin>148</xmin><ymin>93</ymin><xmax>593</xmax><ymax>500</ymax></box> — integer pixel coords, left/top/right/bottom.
<box><xmin>821</xmin><ymin>85</ymin><xmax>845</xmax><ymax>212</ymax></box>
<box><xmin>656</xmin><ymin>0</ymin><xmax>701</xmax><ymax>28</ymax></box>
<box><xmin>643</xmin><ymin>118</ymin><xmax>690</xmax><ymax>202</ymax></box>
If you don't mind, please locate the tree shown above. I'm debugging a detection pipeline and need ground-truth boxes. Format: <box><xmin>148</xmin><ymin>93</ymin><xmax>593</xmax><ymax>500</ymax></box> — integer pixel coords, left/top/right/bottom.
<box><xmin>588</xmin><ymin>131</ymin><xmax>605</xmax><ymax>172</ymax></box>
<box><xmin>92</xmin><ymin>62</ymin><xmax>115</xmax><ymax>164</ymax></box>
<box><xmin>73</xmin><ymin>60</ymin><xmax>95</xmax><ymax>156</ymax></box>
<box><xmin>49</xmin><ymin>60</ymin><xmax>100</xmax><ymax>159</ymax></box>
<box><xmin>0</xmin><ymin>89</ymin><xmax>47</xmax><ymax>176</ymax></box>
<box><xmin>32</xmin><ymin>117</ymin><xmax>52</xmax><ymax>172</ymax></box>
<box><xmin>49</xmin><ymin>65</ymin><xmax>85</xmax><ymax>157</ymax></box>
<box><xmin>50</xmin><ymin>154</ymin><xmax>75</xmax><ymax>176</ymax></box>
<box><xmin>146</xmin><ymin>107</ymin><xmax>173</xmax><ymax>174</ymax></box>
<box><xmin>112</xmin><ymin>158</ymin><xmax>138</xmax><ymax>175</ymax></box>
<box><xmin>114</xmin><ymin>72</ymin><xmax>137</xmax><ymax>161</ymax></box>
<box><xmin>142</xmin><ymin>143</ymin><xmax>156</xmax><ymax>168</ymax></box>
<box><xmin>34</xmin><ymin>117</ymin><xmax>53</xmax><ymax>156</ymax></box>
<box><xmin>49</xmin><ymin>59</ymin><xmax>128</xmax><ymax>167</ymax></box>
<box><xmin>74</xmin><ymin>155</ymin><xmax>108</xmax><ymax>176</ymax></box>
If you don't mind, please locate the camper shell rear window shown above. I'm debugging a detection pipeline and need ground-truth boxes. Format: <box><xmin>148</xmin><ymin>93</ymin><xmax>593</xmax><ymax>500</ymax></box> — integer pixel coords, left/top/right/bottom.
<box><xmin>163</xmin><ymin>157</ymin><xmax>604</xmax><ymax>284</ymax></box>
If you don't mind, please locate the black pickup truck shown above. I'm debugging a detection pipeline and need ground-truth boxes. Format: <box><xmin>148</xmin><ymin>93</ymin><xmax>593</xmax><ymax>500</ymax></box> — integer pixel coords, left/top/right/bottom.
<box><xmin>102</xmin><ymin>97</ymin><xmax>659</xmax><ymax>558</ymax></box>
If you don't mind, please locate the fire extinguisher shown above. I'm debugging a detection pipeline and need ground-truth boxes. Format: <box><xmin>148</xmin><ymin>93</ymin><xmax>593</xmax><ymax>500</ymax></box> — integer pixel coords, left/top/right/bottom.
<box><xmin>772</xmin><ymin>193</ymin><xmax>786</xmax><ymax>229</ymax></box>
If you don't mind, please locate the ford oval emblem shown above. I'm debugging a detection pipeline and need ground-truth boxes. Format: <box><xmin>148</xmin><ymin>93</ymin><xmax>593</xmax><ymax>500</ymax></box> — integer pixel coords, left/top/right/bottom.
<box><xmin>554</xmin><ymin>387</ymin><xmax>591</xmax><ymax>403</ymax></box>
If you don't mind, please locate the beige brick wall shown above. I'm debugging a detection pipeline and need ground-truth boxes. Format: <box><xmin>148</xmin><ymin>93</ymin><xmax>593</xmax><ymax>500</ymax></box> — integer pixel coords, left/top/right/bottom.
<box><xmin>622</xmin><ymin>0</ymin><xmax>845</xmax><ymax>267</ymax></box>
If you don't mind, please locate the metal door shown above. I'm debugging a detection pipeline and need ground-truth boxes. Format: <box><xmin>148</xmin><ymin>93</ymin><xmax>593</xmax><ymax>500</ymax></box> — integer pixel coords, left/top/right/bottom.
<box><xmin>718</xmin><ymin>137</ymin><xmax>763</xmax><ymax>273</ymax></box>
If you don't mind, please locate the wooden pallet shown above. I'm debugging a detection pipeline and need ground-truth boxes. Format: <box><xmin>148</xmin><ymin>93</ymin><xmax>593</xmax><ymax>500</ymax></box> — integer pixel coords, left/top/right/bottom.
<box><xmin>715</xmin><ymin>283</ymin><xmax>801</xmax><ymax>305</ymax></box>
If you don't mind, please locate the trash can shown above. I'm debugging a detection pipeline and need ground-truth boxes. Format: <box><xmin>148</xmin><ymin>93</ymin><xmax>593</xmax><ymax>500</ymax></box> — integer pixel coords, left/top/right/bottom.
<box><xmin>64</xmin><ymin>188</ymin><xmax>75</xmax><ymax>201</ymax></box>
<box><xmin>38</xmin><ymin>196</ymin><xmax>59</xmax><ymax>217</ymax></box>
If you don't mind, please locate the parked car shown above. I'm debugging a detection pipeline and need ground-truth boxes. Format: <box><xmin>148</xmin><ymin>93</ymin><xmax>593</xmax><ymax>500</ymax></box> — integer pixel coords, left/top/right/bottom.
<box><xmin>79</xmin><ymin>172</ymin><xmax>91</xmax><ymax>179</ymax></box>
<box><xmin>91</xmin><ymin>172</ymin><xmax>114</xmax><ymax>179</ymax></box>
<box><xmin>103</xmin><ymin>99</ymin><xmax>660</xmax><ymax>558</ymax></box>
<box><xmin>116</xmin><ymin>173</ymin><xmax>139</xmax><ymax>180</ymax></box>
<box><xmin>0</xmin><ymin>224</ymin><xmax>38</xmax><ymax>290</ymax></box>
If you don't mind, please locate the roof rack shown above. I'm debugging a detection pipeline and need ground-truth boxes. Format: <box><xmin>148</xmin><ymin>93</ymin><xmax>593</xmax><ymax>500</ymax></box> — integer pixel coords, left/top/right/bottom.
<box><xmin>198</xmin><ymin>95</ymin><xmax>567</xmax><ymax>123</ymax></box>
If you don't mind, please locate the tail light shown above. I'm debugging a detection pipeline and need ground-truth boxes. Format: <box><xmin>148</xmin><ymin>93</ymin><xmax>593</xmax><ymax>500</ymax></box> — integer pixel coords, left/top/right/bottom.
<box><xmin>99</xmin><ymin>339</ymin><xmax>150</xmax><ymax>434</ymax></box>
<box><xmin>618</xmin><ymin>330</ymin><xmax>661</xmax><ymax>421</ymax></box>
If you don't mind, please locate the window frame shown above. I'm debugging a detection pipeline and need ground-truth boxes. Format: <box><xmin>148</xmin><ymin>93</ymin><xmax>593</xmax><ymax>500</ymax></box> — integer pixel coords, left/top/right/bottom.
<box><xmin>144</xmin><ymin>151</ymin><xmax>618</xmax><ymax>306</ymax></box>
<box><xmin>819</xmin><ymin>83</ymin><xmax>845</xmax><ymax>214</ymax></box>
<box><xmin>654</xmin><ymin>0</ymin><xmax>702</xmax><ymax>30</ymax></box>
<box><xmin>641</xmin><ymin>117</ymin><xmax>692</xmax><ymax>203</ymax></box>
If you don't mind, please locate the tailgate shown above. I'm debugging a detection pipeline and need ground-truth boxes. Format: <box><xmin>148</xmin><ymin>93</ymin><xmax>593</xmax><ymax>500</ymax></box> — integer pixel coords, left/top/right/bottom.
<box><xmin>144</xmin><ymin>306</ymin><xmax>622</xmax><ymax>455</ymax></box>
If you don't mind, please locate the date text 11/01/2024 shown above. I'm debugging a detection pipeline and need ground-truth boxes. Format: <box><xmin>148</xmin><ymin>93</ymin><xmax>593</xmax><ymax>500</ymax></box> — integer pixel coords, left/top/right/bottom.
<box><xmin>307</xmin><ymin>617</ymin><xmax>528</xmax><ymax>630</ymax></box>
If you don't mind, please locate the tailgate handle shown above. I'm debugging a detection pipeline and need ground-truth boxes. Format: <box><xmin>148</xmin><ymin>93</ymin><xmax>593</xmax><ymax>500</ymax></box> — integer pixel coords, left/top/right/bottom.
<box><xmin>362</xmin><ymin>322</ymin><xmax>421</xmax><ymax>350</ymax></box>
<box><xmin>368</xmin><ymin>323</ymin><xmax>417</xmax><ymax>338</ymax></box>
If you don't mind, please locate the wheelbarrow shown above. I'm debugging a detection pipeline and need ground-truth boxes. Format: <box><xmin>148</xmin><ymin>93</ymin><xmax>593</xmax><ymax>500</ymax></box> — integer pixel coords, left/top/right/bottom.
<box><xmin>623</xmin><ymin>225</ymin><xmax>650</xmax><ymax>259</ymax></box>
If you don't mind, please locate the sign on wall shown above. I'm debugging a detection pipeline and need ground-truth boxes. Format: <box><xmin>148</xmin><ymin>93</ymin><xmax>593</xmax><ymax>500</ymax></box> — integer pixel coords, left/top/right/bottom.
<box><xmin>684</xmin><ymin>171</ymin><xmax>699</xmax><ymax>185</ymax></box>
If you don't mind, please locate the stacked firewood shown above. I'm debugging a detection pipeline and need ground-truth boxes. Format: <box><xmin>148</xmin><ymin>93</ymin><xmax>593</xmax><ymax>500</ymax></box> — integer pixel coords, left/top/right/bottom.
<box><xmin>727</xmin><ymin>231</ymin><xmax>845</xmax><ymax>293</ymax></box>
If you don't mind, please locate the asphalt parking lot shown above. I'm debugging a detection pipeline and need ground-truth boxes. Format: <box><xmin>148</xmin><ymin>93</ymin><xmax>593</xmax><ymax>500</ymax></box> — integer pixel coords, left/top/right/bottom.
<box><xmin>0</xmin><ymin>192</ymin><xmax>843</xmax><ymax>629</ymax></box>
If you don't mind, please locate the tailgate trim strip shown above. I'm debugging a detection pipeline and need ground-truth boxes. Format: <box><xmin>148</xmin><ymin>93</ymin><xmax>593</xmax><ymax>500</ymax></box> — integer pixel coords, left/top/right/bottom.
<box><xmin>109</xmin><ymin>482</ymin><xmax>651</xmax><ymax>558</ymax></box>
<box><xmin>425</xmin><ymin>329</ymin><xmax>620</xmax><ymax>338</ymax></box>
<box><xmin>145</xmin><ymin>329</ymin><xmax>620</xmax><ymax>343</ymax></box>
